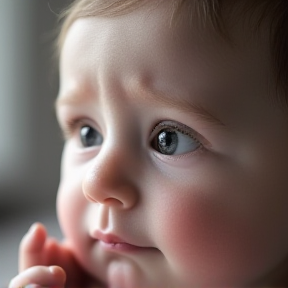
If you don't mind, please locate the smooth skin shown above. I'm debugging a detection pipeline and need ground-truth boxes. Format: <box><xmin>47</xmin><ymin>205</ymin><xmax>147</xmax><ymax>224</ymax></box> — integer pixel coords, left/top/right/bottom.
<box><xmin>10</xmin><ymin>1</ymin><xmax>288</xmax><ymax>287</ymax></box>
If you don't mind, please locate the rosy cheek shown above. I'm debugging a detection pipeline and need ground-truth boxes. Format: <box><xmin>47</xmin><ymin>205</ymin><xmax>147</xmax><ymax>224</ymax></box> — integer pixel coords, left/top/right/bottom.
<box><xmin>157</xmin><ymin>185</ymin><xmax>266</xmax><ymax>286</ymax></box>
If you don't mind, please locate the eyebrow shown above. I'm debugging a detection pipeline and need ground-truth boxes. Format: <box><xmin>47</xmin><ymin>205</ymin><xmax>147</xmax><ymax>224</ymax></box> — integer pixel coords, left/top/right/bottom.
<box><xmin>56</xmin><ymin>87</ymin><xmax>225</xmax><ymax>128</ymax></box>
<box><xmin>141</xmin><ymin>87</ymin><xmax>225</xmax><ymax>127</ymax></box>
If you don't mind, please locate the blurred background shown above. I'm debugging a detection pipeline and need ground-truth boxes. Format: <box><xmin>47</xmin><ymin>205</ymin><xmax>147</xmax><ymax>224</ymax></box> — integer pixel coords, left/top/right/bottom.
<box><xmin>0</xmin><ymin>0</ymin><xmax>71</xmax><ymax>284</ymax></box>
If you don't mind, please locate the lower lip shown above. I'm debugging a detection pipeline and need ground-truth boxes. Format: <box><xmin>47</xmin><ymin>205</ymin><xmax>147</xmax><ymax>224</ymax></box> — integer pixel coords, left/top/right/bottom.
<box><xmin>99</xmin><ymin>241</ymin><xmax>150</xmax><ymax>253</ymax></box>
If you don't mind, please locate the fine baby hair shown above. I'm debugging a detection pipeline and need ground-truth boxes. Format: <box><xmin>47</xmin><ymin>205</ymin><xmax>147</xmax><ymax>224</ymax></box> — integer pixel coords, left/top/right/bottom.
<box><xmin>9</xmin><ymin>0</ymin><xmax>288</xmax><ymax>287</ymax></box>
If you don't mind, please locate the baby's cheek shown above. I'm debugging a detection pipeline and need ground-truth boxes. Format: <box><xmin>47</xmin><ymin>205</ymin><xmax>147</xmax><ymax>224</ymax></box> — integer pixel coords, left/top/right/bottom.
<box><xmin>57</xmin><ymin>152</ymin><xmax>89</xmax><ymax>237</ymax></box>
<box><xmin>157</xmin><ymin>189</ymin><xmax>261</xmax><ymax>286</ymax></box>
<box><xmin>57</xmin><ymin>175</ymin><xmax>88</xmax><ymax>242</ymax></box>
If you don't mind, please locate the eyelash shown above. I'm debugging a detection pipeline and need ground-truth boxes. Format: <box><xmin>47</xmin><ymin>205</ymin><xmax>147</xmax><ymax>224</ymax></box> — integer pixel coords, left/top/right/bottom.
<box><xmin>61</xmin><ymin>118</ymin><xmax>86</xmax><ymax>140</ymax></box>
<box><xmin>151</xmin><ymin>121</ymin><xmax>202</xmax><ymax>145</ymax></box>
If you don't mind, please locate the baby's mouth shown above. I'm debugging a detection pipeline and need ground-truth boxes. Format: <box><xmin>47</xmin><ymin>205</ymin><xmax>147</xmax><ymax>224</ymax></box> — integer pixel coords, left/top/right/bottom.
<box><xmin>93</xmin><ymin>230</ymin><xmax>158</xmax><ymax>253</ymax></box>
<box><xmin>99</xmin><ymin>240</ymin><xmax>146</xmax><ymax>252</ymax></box>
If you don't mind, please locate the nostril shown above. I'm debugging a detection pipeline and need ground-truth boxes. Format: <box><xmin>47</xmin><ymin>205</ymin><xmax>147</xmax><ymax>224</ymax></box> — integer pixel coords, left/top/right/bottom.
<box><xmin>104</xmin><ymin>197</ymin><xmax>124</xmax><ymax>207</ymax></box>
<box><xmin>84</xmin><ymin>191</ymin><xmax>124</xmax><ymax>208</ymax></box>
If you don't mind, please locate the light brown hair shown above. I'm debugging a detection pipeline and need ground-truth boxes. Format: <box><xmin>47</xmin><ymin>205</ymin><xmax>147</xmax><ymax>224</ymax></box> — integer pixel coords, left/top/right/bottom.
<box><xmin>57</xmin><ymin>0</ymin><xmax>288</xmax><ymax>105</ymax></box>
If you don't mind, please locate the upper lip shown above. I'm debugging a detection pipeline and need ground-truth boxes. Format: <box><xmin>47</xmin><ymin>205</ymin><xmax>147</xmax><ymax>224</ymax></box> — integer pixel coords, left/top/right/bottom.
<box><xmin>94</xmin><ymin>230</ymin><xmax>127</xmax><ymax>244</ymax></box>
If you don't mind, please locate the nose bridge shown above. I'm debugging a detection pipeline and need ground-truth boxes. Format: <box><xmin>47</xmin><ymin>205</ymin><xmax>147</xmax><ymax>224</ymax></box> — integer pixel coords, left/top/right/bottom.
<box><xmin>82</xmin><ymin>140</ymin><xmax>139</xmax><ymax>209</ymax></box>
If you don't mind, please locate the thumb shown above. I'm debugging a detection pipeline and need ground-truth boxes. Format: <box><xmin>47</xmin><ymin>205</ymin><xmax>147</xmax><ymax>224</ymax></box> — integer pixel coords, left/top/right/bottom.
<box><xmin>9</xmin><ymin>266</ymin><xmax>66</xmax><ymax>288</ymax></box>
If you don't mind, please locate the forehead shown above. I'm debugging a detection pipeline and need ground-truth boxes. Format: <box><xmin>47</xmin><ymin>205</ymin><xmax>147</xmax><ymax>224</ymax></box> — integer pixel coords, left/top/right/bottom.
<box><xmin>59</xmin><ymin>0</ymin><xmax>270</xmax><ymax>104</ymax></box>
<box><xmin>61</xmin><ymin>2</ymin><xmax>245</xmax><ymax>82</ymax></box>
<box><xmin>59</xmin><ymin>0</ymin><xmax>273</xmax><ymax>53</ymax></box>
<box><xmin>60</xmin><ymin>0</ymin><xmax>271</xmax><ymax>69</ymax></box>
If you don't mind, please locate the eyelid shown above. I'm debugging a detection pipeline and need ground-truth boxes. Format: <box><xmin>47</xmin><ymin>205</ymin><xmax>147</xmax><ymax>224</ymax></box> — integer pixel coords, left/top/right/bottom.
<box><xmin>151</xmin><ymin>120</ymin><xmax>202</xmax><ymax>146</ymax></box>
<box><xmin>60</xmin><ymin>117</ymin><xmax>98</xmax><ymax>141</ymax></box>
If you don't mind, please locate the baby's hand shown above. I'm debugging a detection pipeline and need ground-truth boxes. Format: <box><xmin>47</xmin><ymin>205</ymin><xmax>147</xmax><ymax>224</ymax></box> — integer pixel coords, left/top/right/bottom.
<box><xmin>9</xmin><ymin>223</ymin><xmax>96</xmax><ymax>288</ymax></box>
<box><xmin>9</xmin><ymin>265</ymin><xmax>66</xmax><ymax>288</ymax></box>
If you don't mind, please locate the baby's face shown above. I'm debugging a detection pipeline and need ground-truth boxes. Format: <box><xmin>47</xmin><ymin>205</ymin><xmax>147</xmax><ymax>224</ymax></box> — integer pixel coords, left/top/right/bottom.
<box><xmin>56</xmin><ymin>1</ymin><xmax>288</xmax><ymax>286</ymax></box>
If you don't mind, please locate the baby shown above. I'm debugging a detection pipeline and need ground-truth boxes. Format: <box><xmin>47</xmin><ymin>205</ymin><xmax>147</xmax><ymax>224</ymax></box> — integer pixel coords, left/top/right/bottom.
<box><xmin>9</xmin><ymin>0</ymin><xmax>288</xmax><ymax>287</ymax></box>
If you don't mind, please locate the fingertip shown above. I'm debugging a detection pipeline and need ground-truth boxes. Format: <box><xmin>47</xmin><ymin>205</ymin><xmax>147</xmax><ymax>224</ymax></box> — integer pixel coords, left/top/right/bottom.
<box><xmin>19</xmin><ymin>223</ymin><xmax>48</xmax><ymax>271</ymax></box>
<box><xmin>49</xmin><ymin>266</ymin><xmax>66</xmax><ymax>284</ymax></box>
<box><xmin>28</xmin><ymin>223</ymin><xmax>46</xmax><ymax>242</ymax></box>
<box><xmin>28</xmin><ymin>222</ymin><xmax>47</xmax><ymax>236</ymax></box>
<box><xmin>21</xmin><ymin>223</ymin><xmax>46</xmax><ymax>244</ymax></box>
<box><xmin>10</xmin><ymin>266</ymin><xmax>66</xmax><ymax>288</ymax></box>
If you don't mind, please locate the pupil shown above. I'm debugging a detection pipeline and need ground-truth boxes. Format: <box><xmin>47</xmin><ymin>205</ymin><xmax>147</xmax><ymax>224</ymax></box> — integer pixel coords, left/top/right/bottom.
<box><xmin>157</xmin><ymin>130</ymin><xmax>178</xmax><ymax>155</ymax></box>
<box><xmin>80</xmin><ymin>126</ymin><xmax>99</xmax><ymax>147</ymax></box>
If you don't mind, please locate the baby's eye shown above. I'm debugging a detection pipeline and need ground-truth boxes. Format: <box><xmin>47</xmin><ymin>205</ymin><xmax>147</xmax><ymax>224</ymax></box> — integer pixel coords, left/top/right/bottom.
<box><xmin>80</xmin><ymin>125</ymin><xmax>103</xmax><ymax>147</ymax></box>
<box><xmin>151</xmin><ymin>121</ymin><xmax>201</xmax><ymax>155</ymax></box>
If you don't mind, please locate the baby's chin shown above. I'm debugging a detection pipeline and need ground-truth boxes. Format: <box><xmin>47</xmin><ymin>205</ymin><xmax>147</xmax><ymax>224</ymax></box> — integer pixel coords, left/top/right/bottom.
<box><xmin>86</xmin><ymin>254</ymin><xmax>180</xmax><ymax>288</ymax></box>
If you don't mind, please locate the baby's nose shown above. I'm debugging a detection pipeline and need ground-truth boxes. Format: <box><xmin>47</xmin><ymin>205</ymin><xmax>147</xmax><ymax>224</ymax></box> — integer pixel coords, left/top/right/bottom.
<box><xmin>82</xmin><ymin>145</ymin><xmax>139</xmax><ymax>210</ymax></box>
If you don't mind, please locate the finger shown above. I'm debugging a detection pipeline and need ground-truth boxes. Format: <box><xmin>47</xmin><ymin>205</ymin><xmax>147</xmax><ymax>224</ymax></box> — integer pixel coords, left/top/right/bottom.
<box><xmin>45</xmin><ymin>239</ymin><xmax>93</xmax><ymax>287</ymax></box>
<box><xmin>19</xmin><ymin>223</ymin><xmax>47</xmax><ymax>271</ymax></box>
<box><xmin>9</xmin><ymin>266</ymin><xmax>66</xmax><ymax>288</ymax></box>
<box><xmin>43</xmin><ymin>237</ymin><xmax>61</xmax><ymax>264</ymax></box>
